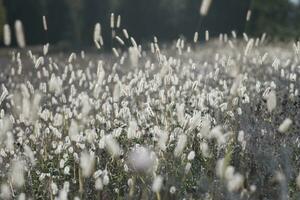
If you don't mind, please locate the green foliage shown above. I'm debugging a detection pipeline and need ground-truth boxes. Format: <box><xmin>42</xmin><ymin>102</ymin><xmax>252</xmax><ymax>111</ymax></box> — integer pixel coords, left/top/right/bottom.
<box><xmin>248</xmin><ymin>0</ymin><xmax>300</xmax><ymax>39</ymax></box>
<box><xmin>0</xmin><ymin>0</ymin><xmax>6</xmax><ymax>42</ymax></box>
<box><xmin>2</xmin><ymin>0</ymin><xmax>250</xmax><ymax>46</ymax></box>
<box><xmin>3</xmin><ymin>0</ymin><xmax>300</xmax><ymax>46</ymax></box>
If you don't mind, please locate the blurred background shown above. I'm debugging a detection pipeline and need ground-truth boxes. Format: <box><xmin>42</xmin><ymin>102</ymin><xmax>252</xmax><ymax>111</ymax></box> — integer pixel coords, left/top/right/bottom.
<box><xmin>0</xmin><ymin>0</ymin><xmax>300</xmax><ymax>48</ymax></box>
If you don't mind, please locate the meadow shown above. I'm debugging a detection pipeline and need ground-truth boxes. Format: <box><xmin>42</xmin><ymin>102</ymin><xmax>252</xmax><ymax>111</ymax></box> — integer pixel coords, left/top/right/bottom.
<box><xmin>0</xmin><ymin>14</ymin><xmax>300</xmax><ymax>200</ymax></box>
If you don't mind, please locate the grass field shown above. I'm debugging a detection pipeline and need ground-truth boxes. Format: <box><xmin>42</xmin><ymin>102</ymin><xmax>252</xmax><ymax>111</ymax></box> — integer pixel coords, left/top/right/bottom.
<box><xmin>0</xmin><ymin>36</ymin><xmax>300</xmax><ymax>199</ymax></box>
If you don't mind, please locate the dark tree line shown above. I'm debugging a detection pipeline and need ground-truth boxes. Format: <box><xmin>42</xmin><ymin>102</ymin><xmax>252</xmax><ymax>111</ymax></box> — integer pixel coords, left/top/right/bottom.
<box><xmin>247</xmin><ymin>0</ymin><xmax>300</xmax><ymax>39</ymax></box>
<box><xmin>0</xmin><ymin>0</ymin><xmax>300</xmax><ymax>48</ymax></box>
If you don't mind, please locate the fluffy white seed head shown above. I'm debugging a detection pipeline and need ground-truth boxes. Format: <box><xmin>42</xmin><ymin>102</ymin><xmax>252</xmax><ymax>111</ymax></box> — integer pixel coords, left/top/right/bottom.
<box><xmin>227</xmin><ymin>173</ymin><xmax>244</xmax><ymax>192</ymax></box>
<box><xmin>0</xmin><ymin>184</ymin><xmax>11</xmax><ymax>199</ymax></box>
<box><xmin>94</xmin><ymin>23</ymin><xmax>101</xmax><ymax>49</ymax></box>
<box><xmin>176</xmin><ymin>103</ymin><xmax>185</xmax><ymax>125</ymax></box>
<box><xmin>127</xmin><ymin>178</ymin><xmax>133</xmax><ymax>187</ymax></box>
<box><xmin>278</xmin><ymin>118</ymin><xmax>292</xmax><ymax>133</ymax></box>
<box><xmin>103</xmin><ymin>174</ymin><xmax>110</xmax><ymax>185</ymax></box>
<box><xmin>43</xmin><ymin>43</ymin><xmax>49</xmax><ymax>55</ymax></box>
<box><xmin>200</xmin><ymin>142</ymin><xmax>210</xmax><ymax>157</ymax></box>
<box><xmin>113</xmin><ymin>81</ymin><xmax>121</xmax><ymax>101</ymax></box>
<box><xmin>110</xmin><ymin>13</ymin><xmax>115</xmax><ymax>28</ymax></box>
<box><xmin>230</xmin><ymin>75</ymin><xmax>243</xmax><ymax>95</ymax></box>
<box><xmin>266</xmin><ymin>90</ymin><xmax>277</xmax><ymax>112</ymax></box>
<box><xmin>250</xmin><ymin>185</ymin><xmax>257</xmax><ymax>193</ymax></box>
<box><xmin>115</xmin><ymin>36</ymin><xmax>125</xmax><ymax>46</ymax></box>
<box><xmin>216</xmin><ymin>158</ymin><xmax>225</xmax><ymax>178</ymax></box>
<box><xmin>200</xmin><ymin>0</ymin><xmax>212</xmax><ymax>16</ymax></box>
<box><xmin>105</xmin><ymin>135</ymin><xmax>121</xmax><ymax>157</ymax></box>
<box><xmin>64</xmin><ymin>166</ymin><xmax>70</xmax><ymax>175</ymax></box>
<box><xmin>35</xmin><ymin>56</ymin><xmax>44</xmax><ymax>69</ymax></box>
<box><xmin>42</xmin><ymin>15</ymin><xmax>48</xmax><ymax>31</ymax></box>
<box><xmin>0</xmin><ymin>85</ymin><xmax>8</xmax><ymax>107</ymax></box>
<box><xmin>129</xmin><ymin>47</ymin><xmax>139</xmax><ymax>67</ymax></box>
<box><xmin>130</xmin><ymin>37</ymin><xmax>138</xmax><ymax>48</ymax></box>
<box><xmin>296</xmin><ymin>173</ymin><xmax>300</xmax><ymax>189</ymax></box>
<box><xmin>188</xmin><ymin>112</ymin><xmax>202</xmax><ymax>131</ymax></box>
<box><xmin>15</xmin><ymin>20</ymin><xmax>26</xmax><ymax>48</ymax></box>
<box><xmin>205</xmin><ymin>30</ymin><xmax>209</xmax><ymax>41</ymax></box>
<box><xmin>80</xmin><ymin>151</ymin><xmax>95</xmax><ymax>177</ymax></box>
<box><xmin>174</xmin><ymin>134</ymin><xmax>187</xmax><ymax>157</ymax></box>
<box><xmin>193</xmin><ymin>32</ymin><xmax>198</xmax><ymax>43</ymax></box>
<box><xmin>127</xmin><ymin>120</ymin><xmax>139</xmax><ymax>139</ymax></box>
<box><xmin>117</xmin><ymin>15</ymin><xmax>121</xmax><ymax>28</ymax></box>
<box><xmin>24</xmin><ymin>145</ymin><xmax>36</xmax><ymax>166</ymax></box>
<box><xmin>18</xmin><ymin>193</ymin><xmax>26</xmax><ymax>200</ymax></box>
<box><xmin>3</xmin><ymin>24</ymin><xmax>11</xmax><ymax>46</ymax></box>
<box><xmin>246</xmin><ymin>10</ymin><xmax>252</xmax><ymax>21</ymax></box>
<box><xmin>80</xmin><ymin>93</ymin><xmax>91</xmax><ymax>117</ymax></box>
<box><xmin>156</xmin><ymin>128</ymin><xmax>168</xmax><ymax>151</ymax></box>
<box><xmin>123</xmin><ymin>29</ymin><xmax>129</xmax><ymax>39</ymax></box>
<box><xmin>152</xmin><ymin>175</ymin><xmax>163</xmax><ymax>192</ymax></box>
<box><xmin>224</xmin><ymin>166</ymin><xmax>235</xmax><ymax>180</ymax></box>
<box><xmin>10</xmin><ymin>160</ymin><xmax>25</xmax><ymax>188</ymax></box>
<box><xmin>169</xmin><ymin>186</ymin><xmax>176</xmax><ymax>194</ymax></box>
<box><xmin>112</xmin><ymin>48</ymin><xmax>119</xmax><ymax>58</ymax></box>
<box><xmin>68</xmin><ymin>120</ymin><xmax>80</xmax><ymax>142</ymax></box>
<box><xmin>51</xmin><ymin>182</ymin><xmax>58</xmax><ymax>195</ymax></box>
<box><xmin>275</xmin><ymin>171</ymin><xmax>286</xmax><ymax>183</ymax></box>
<box><xmin>199</xmin><ymin>117</ymin><xmax>211</xmax><ymax>138</ymax></box>
<box><xmin>128</xmin><ymin>146</ymin><xmax>155</xmax><ymax>172</ymax></box>
<box><xmin>244</xmin><ymin>38</ymin><xmax>254</xmax><ymax>56</ymax></box>
<box><xmin>210</xmin><ymin>126</ymin><xmax>226</xmax><ymax>145</ymax></box>
<box><xmin>95</xmin><ymin>178</ymin><xmax>103</xmax><ymax>190</ymax></box>
<box><xmin>185</xmin><ymin>162</ymin><xmax>192</xmax><ymax>174</ymax></box>
<box><xmin>187</xmin><ymin>151</ymin><xmax>195</xmax><ymax>160</ymax></box>
<box><xmin>49</xmin><ymin>74</ymin><xmax>63</xmax><ymax>95</ymax></box>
